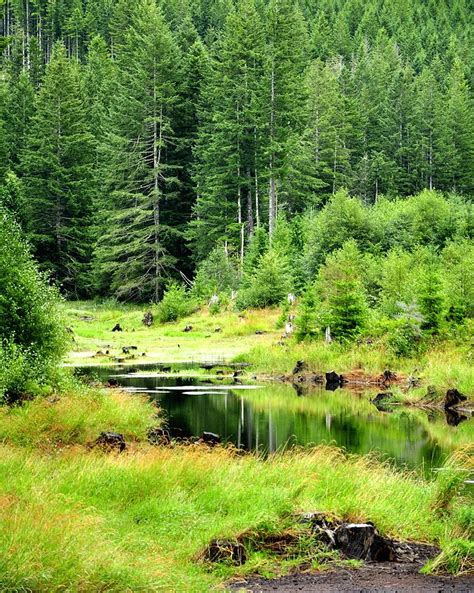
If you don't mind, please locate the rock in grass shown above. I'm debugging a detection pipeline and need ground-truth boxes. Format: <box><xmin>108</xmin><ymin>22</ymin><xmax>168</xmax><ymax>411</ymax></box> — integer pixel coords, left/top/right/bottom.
<box><xmin>444</xmin><ymin>388</ymin><xmax>467</xmax><ymax>409</ymax></box>
<box><xmin>95</xmin><ymin>432</ymin><xmax>126</xmax><ymax>452</ymax></box>
<box><xmin>204</xmin><ymin>539</ymin><xmax>246</xmax><ymax>565</ymax></box>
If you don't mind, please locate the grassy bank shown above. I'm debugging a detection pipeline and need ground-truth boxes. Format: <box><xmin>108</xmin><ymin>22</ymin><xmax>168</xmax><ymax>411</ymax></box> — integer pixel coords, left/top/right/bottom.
<box><xmin>64</xmin><ymin>301</ymin><xmax>279</xmax><ymax>365</ymax></box>
<box><xmin>0</xmin><ymin>388</ymin><xmax>472</xmax><ymax>592</ymax></box>
<box><xmin>65</xmin><ymin>301</ymin><xmax>473</xmax><ymax>398</ymax></box>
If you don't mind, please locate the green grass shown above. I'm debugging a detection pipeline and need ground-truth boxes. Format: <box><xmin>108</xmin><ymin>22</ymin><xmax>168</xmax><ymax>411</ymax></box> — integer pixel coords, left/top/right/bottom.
<box><xmin>0</xmin><ymin>388</ymin><xmax>472</xmax><ymax>592</ymax></box>
<box><xmin>64</xmin><ymin>301</ymin><xmax>280</xmax><ymax>366</ymax></box>
<box><xmin>65</xmin><ymin>301</ymin><xmax>473</xmax><ymax>399</ymax></box>
<box><xmin>236</xmin><ymin>336</ymin><xmax>474</xmax><ymax>394</ymax></box>
<box><xmin>0</xmin><ymin>385</ymin><xmax>155</xmax><ymax>448</ymax></box>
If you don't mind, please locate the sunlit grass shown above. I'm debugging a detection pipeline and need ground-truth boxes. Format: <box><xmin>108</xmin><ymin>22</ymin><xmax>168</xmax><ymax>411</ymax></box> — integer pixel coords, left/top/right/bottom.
<box><xmin>0</xmin><ymin>441</ymin><xmax>472</xmax><ymax>592</ymax></box>
<box><xmin>0</xmin><ymin>385</ymin><xmax>471</xmax><ymax>591</ymax></box>
<box><xmin>0</xmin><ymin>386</ymin><xmax>156</xmax><ymax>448</ymax></box>
<box><xmin>64</xmin><ymin>301</ymin><xmax>280</xmax><ymax>365</ymax></box>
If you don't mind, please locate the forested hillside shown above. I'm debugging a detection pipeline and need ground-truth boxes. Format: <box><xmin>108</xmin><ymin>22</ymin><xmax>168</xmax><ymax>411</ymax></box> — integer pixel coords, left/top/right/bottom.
<box><xmin>0</xmin><ymin>0</ymin><xmax>472</xmax><ymax>302</ymax></box>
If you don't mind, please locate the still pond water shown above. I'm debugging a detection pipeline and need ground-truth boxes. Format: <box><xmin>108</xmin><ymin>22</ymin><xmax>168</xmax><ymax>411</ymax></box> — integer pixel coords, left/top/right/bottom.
<box><xmin>76</xmin><ymin>363</ymin><xmax>472</xmax><ymax>474</ymax></box>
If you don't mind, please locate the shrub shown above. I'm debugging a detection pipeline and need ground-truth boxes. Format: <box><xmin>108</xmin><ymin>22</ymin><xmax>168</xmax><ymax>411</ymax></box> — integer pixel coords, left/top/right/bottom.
<box><xmin>237</xmin><ymin>249</ymin><xmax>292</xmax><ymax>309</ymax></box>
<box><xmin>156</xmin><ymin>282</ymin><xmax>194</xmax><ymax>323</ymax></box>
<box><xmin>192</xmin><ymin>245</ymin><xmax>240</xmax><ymax>300</ymax></box>
<box><xmin>0</xmin><ymin>209</ymin><xmax>67</xmax><ymax>399</ymax></box>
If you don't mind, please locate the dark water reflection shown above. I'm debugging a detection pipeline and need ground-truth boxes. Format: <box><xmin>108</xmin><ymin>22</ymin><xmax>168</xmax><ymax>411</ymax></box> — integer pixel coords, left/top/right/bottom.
<box><xmin>76</xmin><ymin>364</ymin><xmax>472</xmax><ymax>473</ymax></box>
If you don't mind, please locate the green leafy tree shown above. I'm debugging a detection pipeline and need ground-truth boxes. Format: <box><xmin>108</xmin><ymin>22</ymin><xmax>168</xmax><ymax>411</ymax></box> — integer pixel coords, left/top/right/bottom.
<box><xmin>0</xmin><ymin>208</ymin><xmax>67</xmax><ymax>398</ymax></box>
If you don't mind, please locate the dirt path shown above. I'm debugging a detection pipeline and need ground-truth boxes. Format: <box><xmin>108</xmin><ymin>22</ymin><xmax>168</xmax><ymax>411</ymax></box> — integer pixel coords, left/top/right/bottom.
<box><xmin>230</xmin><ymin>563</ymin><xmax>474</xmax><ymax>592</ymax></box>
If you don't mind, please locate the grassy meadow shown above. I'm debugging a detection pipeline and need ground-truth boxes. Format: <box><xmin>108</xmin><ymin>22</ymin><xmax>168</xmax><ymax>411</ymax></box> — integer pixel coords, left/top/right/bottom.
<box><xmin>65</xmin><ymin>301</ymin><xmax>474</xmax><ymax>397</ymax></box>
<box><xmin>64</xmin><ymin>301</ymin><xmax>280</xmax><ymax>365</ymax></box>
<box><xmin>0</xmin><ymin>389</ymin><xmax>472</xmax><ymax>592</ymax></box>
<box><xmin>0</xmin><ymin>301</ymin><xmax>471</xmax><ymax>591</ymax></box>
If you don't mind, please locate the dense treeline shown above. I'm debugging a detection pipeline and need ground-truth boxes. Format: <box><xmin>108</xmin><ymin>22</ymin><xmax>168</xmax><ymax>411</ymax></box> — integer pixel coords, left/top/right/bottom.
<box><xmin>0</xmin><ymin>0</ymin><xmax>473</xmax><ymax>304</ymax></box>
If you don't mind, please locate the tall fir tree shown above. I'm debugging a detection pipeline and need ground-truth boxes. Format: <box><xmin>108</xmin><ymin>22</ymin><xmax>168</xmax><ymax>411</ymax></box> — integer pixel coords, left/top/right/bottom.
<box><xmin>191</xmin><ymin>0</ymin><xmax>266</xmax><ymax>261</ymax></box>
<box><xmin>94</xmin><ymin>0</ymin><xmax>182</xmax><ymax>302</ymax></box>
<box><xmin>21</xmin><ymin>41</ymin><xmax>94</xmax><ymax>295</ymax></box>
<box><xmin>265</xmin><ymin>0</ymin><xmax>309</xmax><ymax>233</ymax></box>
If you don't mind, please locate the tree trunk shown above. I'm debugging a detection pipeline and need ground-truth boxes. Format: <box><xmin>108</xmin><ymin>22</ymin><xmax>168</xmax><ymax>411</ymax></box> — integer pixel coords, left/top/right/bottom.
<box><xmin>152</xmin><ymin>63</ymin><xmax>163</xmax><ymax>303</ymax></box>
<box><xmin>247</xmin><ymin>167</ymin><xmax>254</xmax><ymax>236</ymax></box>
<box><xmin>268</xmin><ymin>57</ymin><xmax>277</xmax><ymax>236</ymax></box>
<box><xmin>254</xmin><ymin>127</ymin><xmax>260</xmax><ymax>228</ymax></box>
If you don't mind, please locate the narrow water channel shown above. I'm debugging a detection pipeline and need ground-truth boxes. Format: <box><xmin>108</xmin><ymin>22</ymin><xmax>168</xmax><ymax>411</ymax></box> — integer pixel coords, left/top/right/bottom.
<box><xmin>76</xmin><ymin>363</ymin><xmax>472</xmax><ymax>474</ymax></box>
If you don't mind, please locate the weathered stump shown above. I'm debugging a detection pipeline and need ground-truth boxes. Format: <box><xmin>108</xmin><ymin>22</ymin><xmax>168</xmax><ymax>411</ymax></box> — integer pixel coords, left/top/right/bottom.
<box><xmin>444</xmin><ymin>388</ymin><xmax>467</xmax><ymax>409</ymax></box>
<box><xmin>95</xmin><ymin>432</ymin><xmax>126</xmax><ymax>452</ymax></box>
<box><xmin>292</xmin><ymin>360</ymin><xmax>306</xmax><ymax>375</ymax></box>
<box><xmin>142</xmin><ymin>311</ymin><xmax>154</xmax><ymax>327</ymax></box>
<box><xmin>203</xmin><ymin>539</ymin><xmax>246</xmax><ymax>565</ymax></box>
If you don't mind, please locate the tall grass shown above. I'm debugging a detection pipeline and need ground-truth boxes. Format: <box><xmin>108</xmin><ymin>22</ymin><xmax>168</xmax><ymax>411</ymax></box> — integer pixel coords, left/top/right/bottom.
<box><xmin>0</xmin><ymin>384</ymin><xmax>156</xmax><ymax>448</ymax></box>
<box><xmin>0</xmin><ymin>386</ymin><xmax>471</xmax><ymax>591</ymax></box>
<box><xmin>0</xmin><ymin>443</ymin><xmax>472</xmax><ymax>590</ymax></box>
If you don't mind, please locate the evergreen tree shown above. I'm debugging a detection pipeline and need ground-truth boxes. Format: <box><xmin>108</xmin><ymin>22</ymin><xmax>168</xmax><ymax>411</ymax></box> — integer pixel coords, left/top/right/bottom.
<box><xmin>3</xmin><ymin>71</ymin><xmax>35</xmax><ymax>173</ymax></box>
<box><xmin>418</xmin><ymin>265</ymin><xmax>445</xmax><ymax>334</ymax></box>
<box><xmin>265</xmin><ymin>0</ymin><xmax>309</xmax><ymax>233</ymax></box>
<box><xmin>94</xmin><ymin>0</ymin><xmax>181</xmax><ymax>302</ymax></box>
<box><xmin>21</xmin><ymin>41</ymin><xmax>94</xmax><ymax>295</ymax></box>
<box><xmin>191</xmin><ymin>0</ymin><xmax>266</xmax><ymax>260</ymax></box>
<box><xmin>316</xmin><ymin>241</ymin><xmax>368</xmax><ymax>340</ymax></box>
<box><xmin>436</xmin><ymin>57</ymin><xmax>474</xmax><ymax>194</ymax></box>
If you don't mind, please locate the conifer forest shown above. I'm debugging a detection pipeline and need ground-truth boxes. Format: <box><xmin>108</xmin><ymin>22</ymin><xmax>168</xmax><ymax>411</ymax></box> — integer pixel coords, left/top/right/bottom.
<box><xmin>1</xmin><ymin>0</ymin><xmax>472</xmax><ymax>306</ymax></box>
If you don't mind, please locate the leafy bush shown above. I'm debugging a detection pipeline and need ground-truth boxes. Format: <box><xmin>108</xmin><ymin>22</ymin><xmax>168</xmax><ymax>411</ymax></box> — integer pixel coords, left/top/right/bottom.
<box><xmin>387</xmin><ymin>302</ymin><xmax>424</xmax><ymax>357</ymax></box>
<box><xmin>237</xmin><ymin>249</ymin><xmax>292</xmax><ymax>309</ymax></box>
<box><xmin>0</xmin><ymin>209</ymin><xmax>67</xmax><ymax>399</ymax></box>
<box><xmin>156</xmin><ymin>282</ymin><xmax>194</xmax><ymax>323</ymax></box>
<box><xmin>192</xmin><ymin>245</ymin><xmax>240</xmax><ymax>300</ymax></box>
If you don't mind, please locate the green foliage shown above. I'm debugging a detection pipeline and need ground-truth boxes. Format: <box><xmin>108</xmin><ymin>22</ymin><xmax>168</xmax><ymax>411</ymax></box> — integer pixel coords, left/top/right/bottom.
<box><xmin>0</xmin><ymin>209</ymin><xmax>67</xmax><ymax>398</ymax></box>
<box><xmin>418</xmin><ymin>265</ymin><xmax>445</xmax><ymax>334</ymax></box>
<box><xmin>237</xmin><ymin>249</ymin><xmax>292</xmax><ymax>309</ymax></box>
<box><xmin>21</xmin><ymin>42</ymin><xmax>94</xmax><ymax>296</ymax></box>
<box><xmin>192</xmin><ymin>245</ymin><xmax>240</xmax><ymax>300</ymax></box>
<box><xmin>315</xmin><ymin>242</ymin><xmax>368</xmax><ymax>340</ymax></box>
<box><xmin>295</xmin><ymin>286</ymin><xmax>319</xmax><ymax>341</ymax></box>
<box><xmin>156</xmin><ymin>282</ymin><xmax>194</xmax><ymax>323</ymax></box>
<box><xmin>94</xmin><ymin>0</ymin><xmax>182</xmax><ymax>302</ymax></box>
<box><xmin>304</xmin><ymin>190</ymin><xmax>375</xmax><ymax>276</ymax></box>
<box><xmin>387</xmin><ymin>302</ymin><xmax>424</xmax><ymax>357</ymax></box>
